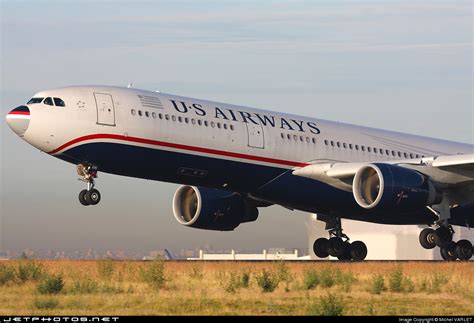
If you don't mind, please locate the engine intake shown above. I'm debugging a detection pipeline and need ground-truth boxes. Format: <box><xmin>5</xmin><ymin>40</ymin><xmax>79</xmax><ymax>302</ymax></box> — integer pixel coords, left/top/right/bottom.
<box><xmin>172</xmin><ymin>185</ymin><xmax>258</xmax><ymax>231</ymax></box>
<box><xmin>353</xmin><ymin>163</ymin><xmax>441</xmax><ymax>210</ymax></box>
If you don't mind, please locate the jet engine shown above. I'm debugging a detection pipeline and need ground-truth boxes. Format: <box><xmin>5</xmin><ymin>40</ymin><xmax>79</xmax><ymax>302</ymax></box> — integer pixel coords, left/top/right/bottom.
<box><xmin>353</xmin><ymin>163</ymin><xmax>441</xmax><ymax>210</ymax></box>
<box><xmin>172</xmin><ymin>185</ymin><xmax>259</xmax><ymax>231</ymax></box>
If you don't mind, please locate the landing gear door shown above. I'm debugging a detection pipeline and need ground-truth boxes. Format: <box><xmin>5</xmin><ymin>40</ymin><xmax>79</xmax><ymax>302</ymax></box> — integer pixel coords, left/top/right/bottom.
<box><xmin>246</xmin><ymin>121</ymin><xmax>264</xmax><ymax>149</ymax></box>
<box><xmin>94</xmin><ymin>93</ymin><xmax>116</xmax><ymax>126</ymax></box>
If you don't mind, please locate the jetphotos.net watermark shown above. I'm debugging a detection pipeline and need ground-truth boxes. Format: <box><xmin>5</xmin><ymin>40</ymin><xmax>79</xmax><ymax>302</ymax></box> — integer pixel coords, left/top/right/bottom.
<box><xmin>1</xmin><ymin>318</ymin><xmax>119</xmax><ymax>322</ymax></box>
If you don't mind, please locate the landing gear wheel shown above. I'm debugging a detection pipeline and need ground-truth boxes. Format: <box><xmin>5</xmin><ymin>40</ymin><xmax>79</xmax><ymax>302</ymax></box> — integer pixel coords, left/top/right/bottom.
<box><xmin>350</xmin><ymin>241</ymin><xmax>367</xmax><ymax>261</ymax></box>
<box><xmin>440</xmin><ymin>241</ymin><xmax>457</xmax><ymax>261</ymax></box>
<box><xmin>85</xmin><ymin>189</ymin><xmax>101</xmax><ymax>205</ymax></box>
<box><xmin>434</xmin><ymin>226</ymin><xmax>453</xmax><ymax>248</ymax></box>
<box><xmin>313</xmin><ymin>238</ymin><xmax>329</xmax><ymax>258</ymax></box>
<box><xmin>328</xmin><ymin>237</ymin><xmax>346</xmax><ymax>257</ymax></box>
<box><xmin>455</xmin><ymin>240</ymin><xmax>473</xmax><ymax>261</ymax></box>
<box><xmin>337</xmin><ymin>242</ymin><xmax>352</xmax><ymax>261</ymax></box>
<box><xmin>79</xmin><ymin>190</ymin><xmax>89</xmax><ymax>206</ymax></box>
<box><xmin>419</xmin><ymin>228</ymin><xmax>436</xmax><ymax>249</ymax></box>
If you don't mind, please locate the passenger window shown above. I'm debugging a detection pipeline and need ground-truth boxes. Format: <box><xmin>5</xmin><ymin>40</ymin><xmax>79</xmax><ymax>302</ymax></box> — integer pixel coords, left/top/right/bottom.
<box><xmin>145</xmin><ymin>111</ymin><xmax>149</xmax><ymax>118</ymax></box>
<box><xmin>355</xmin><ymin>145</ymin><xmax>359</xmax><ymax>150</ymax></box>
<box><xmin>300</xmin><ymin>136</ymin><xmax>304</xmax><ymax>142</ymax></box>
<box><xmin>343</xmin><ymin>143</ymin><xmax>347</xmax><ymax>149</ymax></box>
<box><xmin>217</xmin><ymin>123</ymin><xmax>221</xmax><ymax>129</ymax></box>
<box><xmin>367</xmin><ymin>147</ymin><xmax>371</xmax><ymax>153</ymax></box>
<box><xmin>386</xmin><ymin>149</ymin><xmax>390</xmax><ymax>155</ymax></box>
<box><xmin>131</xmin><ymin>109</ymin><xmax>136</xmax><ymax>116</ymax></box>
<box><xmin>159</xmin><ymin>113</ymin><xmax>163</xmax><ymax>119</ymax></box>
<box><xmin>281</xmin><ymin>133</ymin><xmax>285</xmax><ymax>139</ymax></box>
<box><xmin>152</xmin><ymin>112</ymin><xmax>156</xmax><ymax>119</ymax></box>
<box><xmin>361</xmin><ymin>146</ymin><xmax>365</xmax><ymax>152</ymax></box>
<box><xmin>198</xmin><ymin>120</ymin><xmax>202</xmax><ymax>126</ymax></box>
<box><xmin>349</xmin><ymin>144</ymin><xmax>353</xmax><ymax>149</ymax></box>
<box><xmin>165</xmin><ymin>114</ymin><xmax>170</xmax><ymax>120</ymax></box>
<box><xmin>336</xmin><ymin>142</ymin><xmax>341</xmax><ymax>148</ymax></box>
<box><xmin>223</xmin><ymin>124</ymin><xmax>227</xmax><ymax>129</ymax></box>
<box><xmin>178</xmin><ymin>116</ymin><xmax>182</xmax><ymax>122</ymax></box>
<box><xmin>324</xmin><ymin>140</ymin><xmax>328</xmax><ymax>146</ymax></box>
<box><xmin>230</xmin><ymin>125</ymin><xmax>234</xmax><ymax>131</ymax></box>
<box><xmin>306</xmin><ymin>137</ymin><xmax>310</xmax><ymax>143</ymax></box>
<box><xmin>204</xmin><ymin>121</ymin><xmax>209</xmax><ymax>127</ymax></box>
<box><xmin>138</xmin><ymin>110</ymin><xmax>143</xmax><ymax>116</ymax></box>
<box><xmin>191</xmin><ymin>119</ymin><xmax>196</xmax><ymax>125</ymax></box>
<box><xmin>53</xmin><ymin>98</ymin><xmax>65</xmax><ymax>107</ymax></box>
<box><xmin>185</xmin><ymin>117</ymin><xmax>189</xmax><ymax>123</ymax></box>
<box><xmin>312</xmin><ymin>138</ymin><xmax>316</xmax><ymax>144</ymax></box>
<box><xmin>44</xmin><ymin>97</ymin><xmax>54</xmax><ymax>106</ymax></box>
<box><xmin>330</xmin><ymin>141</ymin><xmax>335</xmax><ymax>147</ymax></box>
<box><xmin>211</xmin><ymin>122</ymin><xmax>215</xmax><ymax>128</ymax></box>
<box><xmin>287</xmin><ymin>134</ymin><xmax>291</xmax><ymax>140</ymax></box>
<box><xmin>172</xmin><ymin>115</ymin><xmax>176</xmax><ymax>121</ymax></box>
<box><xmin>398</xmin><ymin>152</ymin><xmax>402</xmax><ymax>157</ymax></box>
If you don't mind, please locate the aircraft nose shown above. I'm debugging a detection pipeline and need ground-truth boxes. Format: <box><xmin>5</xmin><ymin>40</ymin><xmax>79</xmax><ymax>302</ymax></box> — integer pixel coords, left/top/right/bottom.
<box><xmin>6</xmin><ymin>105</ymin><xmax>30</xmax><ymax>136</ymax></box>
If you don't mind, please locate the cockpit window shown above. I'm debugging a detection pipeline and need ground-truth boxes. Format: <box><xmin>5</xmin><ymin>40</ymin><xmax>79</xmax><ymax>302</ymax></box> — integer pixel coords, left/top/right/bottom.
<box><xmin>27</xmin><ymin>97</ymin><xmax>44</xmax><ymax>104</ymax></box>
<box><xmin>44</xmin><ymin>97</ymin><xmax>54</xmax><ymax>106</ymax></box>
<box><xmin>53</xmin><ymin>98</ymin><xmax>65</xmax><ymax>107</ymax></box>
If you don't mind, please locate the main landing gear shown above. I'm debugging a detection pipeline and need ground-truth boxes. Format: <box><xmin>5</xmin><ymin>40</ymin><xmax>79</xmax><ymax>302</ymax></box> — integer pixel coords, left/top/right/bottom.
<box><xmin>419</xmin><ymin>201</ymin><xmax>473</xmax><ymax>261</ymax></box>
<box><xmin>77</xmin><ymin>164</ymin><xmax>101</xmax><ymax>206</ymax></box>
<box><xmin>312</xmin><ymin>216</ymin><xmax>368</xmax><ymax>261</ymax></box>
<box><xmin>419</xmin><ymin>226</ymin><xmax>473</xmax><ymax>261</ymax></box>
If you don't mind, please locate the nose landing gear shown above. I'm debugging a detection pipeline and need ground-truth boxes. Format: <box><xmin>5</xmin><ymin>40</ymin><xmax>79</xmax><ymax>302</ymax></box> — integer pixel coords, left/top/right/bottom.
<box><xmin>77</xmin><ymin>164</ymin><xmax>101</xmax><ymax>206</ymax></box>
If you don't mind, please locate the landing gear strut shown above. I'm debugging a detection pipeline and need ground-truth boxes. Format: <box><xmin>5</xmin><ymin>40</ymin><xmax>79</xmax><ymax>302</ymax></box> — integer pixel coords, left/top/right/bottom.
<box><xmin>312</xmin><ymin>216</ymin><xmax>368</xmax><ymax>261</ymax></box>
<box><xmin>77</xmin><ymin>164</ymin><xmax>101</xmax><ymax>206</ymax></box>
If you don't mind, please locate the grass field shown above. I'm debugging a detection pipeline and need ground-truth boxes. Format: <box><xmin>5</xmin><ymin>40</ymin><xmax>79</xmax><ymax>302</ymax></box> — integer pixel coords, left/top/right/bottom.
<box><xmin>0</xmin><ymin>260</ymin><xmax>473</xmax><ymax>315</ymax></box>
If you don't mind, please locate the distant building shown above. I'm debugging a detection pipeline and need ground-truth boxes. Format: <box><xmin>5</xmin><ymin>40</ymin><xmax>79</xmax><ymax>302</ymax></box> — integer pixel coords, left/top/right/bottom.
<box><xmin>187</xmin><ymin>249</ymin><xmax>310</xmax><ymax>261</ymax></box>
<box><xmin>0</xmin><ymin>251</ymin><xmax>9</xmax><ymax>260</ymax></box>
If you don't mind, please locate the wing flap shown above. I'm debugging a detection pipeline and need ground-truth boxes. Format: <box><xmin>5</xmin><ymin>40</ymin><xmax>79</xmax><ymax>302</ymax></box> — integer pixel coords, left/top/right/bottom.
<box><xmin>431</xmin><ymin>154</ymin><xmax>474</xmax><ymax>168</ymax></box>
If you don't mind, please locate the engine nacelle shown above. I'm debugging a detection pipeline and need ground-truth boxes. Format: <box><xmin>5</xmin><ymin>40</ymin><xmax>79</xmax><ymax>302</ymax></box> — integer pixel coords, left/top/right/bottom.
<box><xmin>353</xmin><ymin>163</ymin><xmax>441</xmax><ymax>210</ymax></box>
<box><xmin>172</xmin><ymin>185</ymin><xmax>259</xmax><ymax>231</ymax></box>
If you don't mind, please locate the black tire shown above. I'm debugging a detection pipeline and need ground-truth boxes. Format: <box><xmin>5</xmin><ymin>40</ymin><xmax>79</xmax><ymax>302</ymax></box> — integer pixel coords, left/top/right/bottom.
<box><xmin>337</xmin><ymin>242</ymin><xmax>352</xmax><ymax>261</ymax></box>
<box><xmin>455</xmin><ymin>240</ymin><xmax>473</xmax><ymax>261</ymax></box>
<box><xmin>434</xmin><ymin>226</ymin><xmax>453</xmax><ymax>248</ymax></box>
<box><xmin>79</xmin><ymin>189</ymin><xmax>89</xmax><ymax>206</ymax></box>
<box><xmin>85</xmin><ymin>189</ymin><xmax>101</xmax><ymax>205</ymax></box>
<box><xmin>419</xmin><ymin>228</ymin><xmax>436</xmax><ymax>249</ymax></box>
<box><xmin>328</xmin><ymin>237</ymin><xmax>345</xmax><ymax>257</ymax></box>
<box><xmin>350</xmin><ymin>241</ymin><xmax>368</xmax><ymax>261</ymax></box>
<box><xmin>313</xmin><ymin>238</ymin><xmax>329</xmax><ymax>258</ymax></box>
<box><xmin>440</xmin><ymin>241</ymin><xmax>457</xmax><ymax>261</ymax></box>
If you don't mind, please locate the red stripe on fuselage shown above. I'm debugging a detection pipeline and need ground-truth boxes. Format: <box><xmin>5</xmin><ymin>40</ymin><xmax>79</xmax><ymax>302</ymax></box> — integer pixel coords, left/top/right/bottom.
<box><xmin>8</xmin><ymin>111</ymin><xmax>30</xmax><ymax>115</ymax></box>
<box><xmin>48</xmin><ymin>134</ymin><xmax>309</xmax><ymax>168</ymax></box>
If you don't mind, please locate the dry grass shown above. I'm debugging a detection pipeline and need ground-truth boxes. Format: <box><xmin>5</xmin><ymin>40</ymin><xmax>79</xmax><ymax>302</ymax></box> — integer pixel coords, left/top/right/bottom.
<box><xmin>0</xmin><ymin>260</ymin><xmax>472</xmax><ymax>315</ymax></box>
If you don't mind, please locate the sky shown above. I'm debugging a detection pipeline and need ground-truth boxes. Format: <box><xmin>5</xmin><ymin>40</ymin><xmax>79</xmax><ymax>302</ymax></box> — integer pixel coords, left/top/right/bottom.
<box><xmin>0</xmin><ymin>0</ymin><xmax>472</xmax><ymax>256</ymax></box>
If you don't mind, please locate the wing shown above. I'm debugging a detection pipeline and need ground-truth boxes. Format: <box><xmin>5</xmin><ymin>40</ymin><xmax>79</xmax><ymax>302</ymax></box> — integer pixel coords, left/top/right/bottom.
<box><xmin>293</xmin><ymin>154</ymin><xmax>474</xmax><ymax>204</ymax></box>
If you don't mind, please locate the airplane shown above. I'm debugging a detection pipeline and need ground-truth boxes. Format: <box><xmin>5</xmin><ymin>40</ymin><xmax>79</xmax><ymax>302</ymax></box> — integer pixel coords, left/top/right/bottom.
<box><xmin>5</xmin><ymin>85</ymin><xmax>474</xmax><ymax>261</ymax></box>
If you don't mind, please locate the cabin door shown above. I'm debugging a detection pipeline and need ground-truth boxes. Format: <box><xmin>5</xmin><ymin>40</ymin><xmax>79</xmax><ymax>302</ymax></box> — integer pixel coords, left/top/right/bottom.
<box><xmin>246</xmin><ymin>121</ymin><xmax>264</xmax><ymax>149</ymax></box>
<box><xmin>94</xmin><ymin>93</ymin><xmax>116</xmax><ymax>126</ymax></box>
